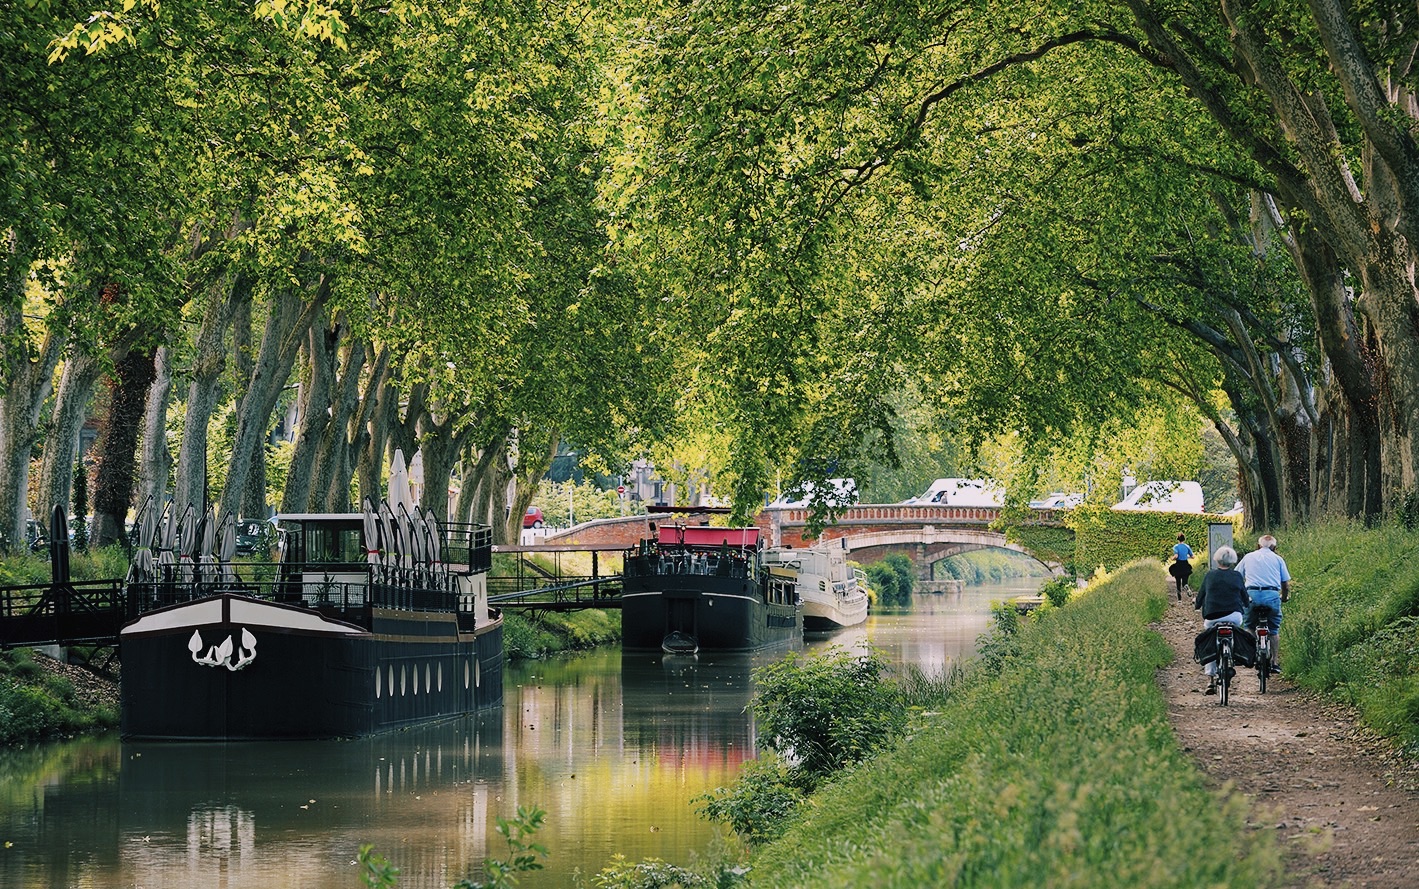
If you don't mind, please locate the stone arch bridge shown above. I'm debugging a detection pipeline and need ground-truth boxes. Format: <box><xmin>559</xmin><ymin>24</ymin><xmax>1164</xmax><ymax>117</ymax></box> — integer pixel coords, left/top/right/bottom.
<box><xmin>547</xmin><ymin>504</ymin><xmax>1069</xmax><ymax>581</ymax></box>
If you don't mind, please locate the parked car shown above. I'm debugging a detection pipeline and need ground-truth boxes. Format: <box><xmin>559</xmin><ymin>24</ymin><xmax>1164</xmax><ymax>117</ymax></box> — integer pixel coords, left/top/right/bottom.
<box><xmin>523</xmin><ymin>506</ymin><xmax>545</xmax><ymax>529</ymax></box>
<box><xmin>235</xmin><ymin>518</ymin><xmax>275</xmax><ymax>556</ymax></box>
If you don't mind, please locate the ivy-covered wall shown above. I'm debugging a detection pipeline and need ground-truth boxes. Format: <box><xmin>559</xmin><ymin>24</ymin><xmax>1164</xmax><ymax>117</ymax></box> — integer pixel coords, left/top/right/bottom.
<box><xmin>1005</xmin><ymin>524</ymin><xmax>1078</xmax><ymax>575</ymax></box>
<box><xmin>1001</xmin><ymin>508</ymin><xmax>1242</xmax><ymax>578</ymax></box>
<box><xmin>1070</xmin><ymin>507</ymin><xmax>1239</xmax><ymax>575</ymax></box>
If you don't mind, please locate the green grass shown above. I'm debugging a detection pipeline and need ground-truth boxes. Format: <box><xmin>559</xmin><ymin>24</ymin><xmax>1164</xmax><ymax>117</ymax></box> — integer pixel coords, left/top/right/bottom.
<box><xmin>745</xmin><ymin>562</ymin><xmax>1279</xmax><ymax>888</ymax></box>
<box><xmin>1274</xmin><ymin>522</ymin><xmax>1419</xmax><ymax>753</ymax></box>
<box><xmin>0</xmin><ymin>649</ymin><xmax>119</xmax><ymax>745</ymax></box>
<box><xmin>502</xmin><ymin>608</ymin><xmax>621</xmax><ymax>659</ymax></box>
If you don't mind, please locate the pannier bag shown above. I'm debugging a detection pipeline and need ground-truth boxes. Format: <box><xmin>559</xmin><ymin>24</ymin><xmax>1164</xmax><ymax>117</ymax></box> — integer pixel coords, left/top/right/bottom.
<box><xmin>1193</xmin><ymin>623</ymin><xmax>1258</xmax><ymax>668</ymax></box>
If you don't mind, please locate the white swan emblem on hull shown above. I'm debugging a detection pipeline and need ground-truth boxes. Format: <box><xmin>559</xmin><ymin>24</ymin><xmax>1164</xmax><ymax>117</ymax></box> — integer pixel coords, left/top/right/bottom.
<box><xmin>188</xmin><ymin>628</ymin><xmax>257</xmax><ymax>670</ymax></box>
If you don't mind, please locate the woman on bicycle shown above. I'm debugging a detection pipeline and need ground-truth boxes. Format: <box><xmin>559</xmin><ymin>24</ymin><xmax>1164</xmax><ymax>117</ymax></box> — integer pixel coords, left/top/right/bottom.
<box><xmin>1169</xmin><ymin>532</ymin><xmax>1194</xmax><ymax>600</ymax></box>
<box><xmin>1193</xmin><ymin>545</ymin><xmax>1248</xmax><ymax>695</ymax></box>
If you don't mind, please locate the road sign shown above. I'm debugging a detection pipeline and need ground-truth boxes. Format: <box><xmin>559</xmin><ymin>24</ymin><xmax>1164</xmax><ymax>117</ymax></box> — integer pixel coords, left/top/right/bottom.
<box><xmin>616</xmin><ymin>485</ymin><xmax>626</xmax><ymax>495</ymax></box>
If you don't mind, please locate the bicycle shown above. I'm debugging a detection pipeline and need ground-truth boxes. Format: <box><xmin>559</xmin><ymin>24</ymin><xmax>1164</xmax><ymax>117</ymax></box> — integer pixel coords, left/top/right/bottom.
<box><xmin>1214</xmin><ymin>623</ymin><xmax>1237</xmax><ymax>706</ymax></box>
<box><xmin>1247</xmin><ymin>603</ymin><xmax>1277</xmax><ymax>694</ymax></box>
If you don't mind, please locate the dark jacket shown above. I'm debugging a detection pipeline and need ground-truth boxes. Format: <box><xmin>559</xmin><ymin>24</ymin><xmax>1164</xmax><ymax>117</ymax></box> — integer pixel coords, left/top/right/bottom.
<box><xmin>1194</xmin><ymin>568</ymin><xmax>1249</xmax><ymax>620</ymax></box>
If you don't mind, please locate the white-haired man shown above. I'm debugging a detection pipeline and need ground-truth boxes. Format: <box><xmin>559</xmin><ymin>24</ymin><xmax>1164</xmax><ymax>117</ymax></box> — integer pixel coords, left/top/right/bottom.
<box><xmin>1237</xmin><ymin>535</ymin><xmax>1291</xmax><ymax>674</ymax></box>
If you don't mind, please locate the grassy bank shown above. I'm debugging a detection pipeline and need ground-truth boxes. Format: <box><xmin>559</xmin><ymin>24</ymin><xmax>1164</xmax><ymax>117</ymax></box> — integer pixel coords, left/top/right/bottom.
<box><xmin>745</xmin><ymin>562</ymin><xmax>1279</xmax><ymax>888</ymax></box>
<box><xmin>1271</xmin><ymin>522</ymin><xmax>1419</xmax><ymax>754</ymax></box>
<box><xmin>0</xmin><ymin>648</ymin><xmax>120</xmax><ymax>745</ymax></box>
<box><xmin>502</xmin><ymin>608</ymin><xmax>621</xmax><ymax>658</ymax></box>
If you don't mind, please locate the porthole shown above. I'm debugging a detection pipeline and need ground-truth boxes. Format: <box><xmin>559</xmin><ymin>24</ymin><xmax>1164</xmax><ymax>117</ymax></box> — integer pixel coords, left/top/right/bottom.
<box><xmin>375</xmin><ymin>667</ymin><xmax>382</xmax><ymax>699</ymax></box>
<box><xmin>464</xmin><ymin>659</ymin><xmax>470</xmax><ymax>689</ymax></box>
<box><xmin>413</xmin><ymin>665</ymin><xmax>419</xmax><ymax>695</ymax></box>
<box><xmin>475</xmin><ymin>657</ymin><xmax>481</xmax><ymax>688</ymax></box>
<box><xmin>438</xmin><ymin>663</ymin><xmax>443</xmax><ymax>692</ymax></box>
<box><xmin>425</xmin><ymin>664</ymin><xmax>431</xmax><ymax>693</ymax></box>
<box><xmin>400</xmin><ymin>665</ymin><xmax>407</xmax><ymax>696</ymax></box>
<box><xmin>389</xmin><ymin>664</ymin><xmax>395</xmax><ymax>691</ymax></box>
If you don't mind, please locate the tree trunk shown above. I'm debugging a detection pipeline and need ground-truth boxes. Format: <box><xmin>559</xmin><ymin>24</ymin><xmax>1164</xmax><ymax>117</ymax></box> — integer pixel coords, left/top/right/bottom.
<box><xmin>309</xmin><ymin>326</ymin><xmax>366</xmax><ymax>513</ymax></box>
<box><xmin>91</xmin><ymin>346</ymin><xmax>158</xmax><ymax>547</ymax></box>
<box><xmin>0</xmin><ymin>268</ymin><xmax>65</xmax><ymax>551</ymax></box>
<box><xmin>353</xmin><ymin>346</ymin><xmax>391</xmax><ymax>509</ymax></box>
<box><xmin>280</xmin><ymin>337</ymin><xmax>329</xmax><ymax>513</ymax></box>
<box><xmin>35</xmin><ymin>350</ymin><xmax>101</xmax><ymax>528</ymax></box>
<box><xmin>218</xmin><ymin>281</ymin><xmax>325</xmax><ymax>521</ymax></box>
<box><xmin>137</xmin><ymin>345</ymin><xmax>175</xmax><ymax>521</ymax></box>
<box><xmin>174</xmin><ymin>273</ymin><xmax>249</xmax><ymax>516</ymax></box>
<box><xmin>413</xmin><ymin>408</ymin><xmax>477</xmax><ymax>523</ymax></box>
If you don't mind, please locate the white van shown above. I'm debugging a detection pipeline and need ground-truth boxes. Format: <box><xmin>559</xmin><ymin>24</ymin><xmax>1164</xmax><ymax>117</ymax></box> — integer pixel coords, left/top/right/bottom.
<box><xmin>1111</xmin><ymin>480</ymin><xmax>1205</xmax><ymax>513</ymax></box>
<box><xmin>908</xmin><ymin>478</ymin><xmax>1004</xmax><ymax>507</ymax></box>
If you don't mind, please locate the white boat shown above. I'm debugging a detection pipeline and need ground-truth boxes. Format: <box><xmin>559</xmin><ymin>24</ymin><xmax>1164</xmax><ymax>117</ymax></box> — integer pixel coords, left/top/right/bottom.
<box><xmin>764</xmin><ymin>541</ymin><xmax>869</xmax><ymax>631</ymax></box>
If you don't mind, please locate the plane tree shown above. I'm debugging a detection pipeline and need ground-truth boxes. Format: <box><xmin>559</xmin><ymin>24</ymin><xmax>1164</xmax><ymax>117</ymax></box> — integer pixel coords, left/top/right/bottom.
<box><xmin>605</xmin><ymin>0</ymin><xmax>1399</xmax><ymax>524</ymax></box>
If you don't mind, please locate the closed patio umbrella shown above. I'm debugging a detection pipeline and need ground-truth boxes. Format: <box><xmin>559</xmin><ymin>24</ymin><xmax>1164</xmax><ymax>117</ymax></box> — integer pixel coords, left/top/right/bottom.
<box><xmin>198</xmin><ymin>506</ymin><xmax>216</xmax><ymax>587</ymax></box>
<box><xmin>378</xmin><ymin>500</ymin><xmax>397</xmax><ymax>581</ymax></box>
<box><xmin>125</xmin><ymin>496</ymin><xmax>154</xmax><ymax>586</ymax></box>
<box><xmin>176</xmin><ymin>505</ymin><xmax>195</xmax><ymax>585</ymax></box>
<box><xmin>157</xmin><ymin>502</ymin><xmax>176</xmax><ymax>585</ymax></box>
<box><xmin>217</xmin><ymin>512</ymin><xmax>237</xmax><ymax>586</ymax></box>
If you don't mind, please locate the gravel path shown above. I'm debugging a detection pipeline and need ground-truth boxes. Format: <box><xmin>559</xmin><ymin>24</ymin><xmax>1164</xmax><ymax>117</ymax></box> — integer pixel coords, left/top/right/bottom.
<box><xmin>1156</xmin><ymin>591</ymin><xmax>1419</xmax><ymax>888</ymax></box>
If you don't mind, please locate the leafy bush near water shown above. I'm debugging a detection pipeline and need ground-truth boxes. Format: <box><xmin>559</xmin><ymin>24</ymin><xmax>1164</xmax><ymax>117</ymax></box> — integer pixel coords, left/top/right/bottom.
<box><xmin>745</xmin><ymin>562</ymin><xmax>1280</xmax><ymax>888</ymax></box>
<box><xmin>862</xmin><ymin>554</ymin><xmax>914</xmax><ymax>606</ymax></box>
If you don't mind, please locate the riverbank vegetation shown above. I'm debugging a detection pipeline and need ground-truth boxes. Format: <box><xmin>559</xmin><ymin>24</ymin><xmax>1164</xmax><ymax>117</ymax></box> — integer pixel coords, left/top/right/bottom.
<box><xmin>934</xmin><ymin>549</ymin><xmax>1051</xmax><ymax>587</ymax></box>
<box><xmin>859</xmin><ymin>554</ymin><xmax>914</xmax><ymax>607</ymax></box>
<box><xmin>696</xmin><ymin>562</ymin><xmax>1278</xmax><ymax>887</ymax></box>
<box><xmin>502</xmin><ymin>610</ymin><xmax>620</xmax><ymax>660</ymax></box>
<box><xmin>1270</xmin><ymin>522</ymin><xmax>1419</xmax><ymax>755</ymax></box>
<box><xmin>0</xmin><ymin>648</ymin><xmax>119</xmax><ymax>746</ymax></box>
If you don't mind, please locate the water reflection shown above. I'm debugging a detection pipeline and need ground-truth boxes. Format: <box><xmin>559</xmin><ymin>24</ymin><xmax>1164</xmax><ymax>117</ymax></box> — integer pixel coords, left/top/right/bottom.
<box><xmin>0</xmin><ymin>582</ymin><xmax>1033</xmax><ymax>888</ymax></box>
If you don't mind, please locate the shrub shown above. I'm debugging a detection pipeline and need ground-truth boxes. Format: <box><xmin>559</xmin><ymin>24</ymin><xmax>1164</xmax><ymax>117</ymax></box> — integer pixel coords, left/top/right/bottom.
<box><xmin>750</xmin><ymin>647</ymin><xmax>904</xmax><ymax>784</ymax></box>
<box><xmin>1040</xmin><ymin>575</ymin><xmax>1073</xmax><ymax>608</ymax></box>
<box><xmin>695</xmin><ymin>755</ymin><xmax>806</xmax><ymax>846</ymax></box>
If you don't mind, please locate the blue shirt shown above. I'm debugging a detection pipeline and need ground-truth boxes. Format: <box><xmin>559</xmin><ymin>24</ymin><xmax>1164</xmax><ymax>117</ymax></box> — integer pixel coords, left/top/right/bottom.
<box><xmin>1173</xmin><ymin>542</ymin><xmax>1193</xmax><ymax>560</ymax></box>
<box><xmin>1237</xmin><ymin>547</ymin><xmax>1290</xmax><ymax>590</ymax></box>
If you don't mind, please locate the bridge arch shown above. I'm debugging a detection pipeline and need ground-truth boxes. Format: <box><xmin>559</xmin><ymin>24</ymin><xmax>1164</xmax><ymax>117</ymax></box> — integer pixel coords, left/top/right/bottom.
<box><xmin>828</xmin><ymin>528</ymin><xmax>1064</xmax><ymax>579</ymax></box>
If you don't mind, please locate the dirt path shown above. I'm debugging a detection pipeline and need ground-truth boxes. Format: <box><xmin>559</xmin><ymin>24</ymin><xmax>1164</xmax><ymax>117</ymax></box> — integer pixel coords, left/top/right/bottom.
<box><xmin>1156</xmin><ymin>591</ymin><xmax>1419</xmax><ymax>888</ymax></box>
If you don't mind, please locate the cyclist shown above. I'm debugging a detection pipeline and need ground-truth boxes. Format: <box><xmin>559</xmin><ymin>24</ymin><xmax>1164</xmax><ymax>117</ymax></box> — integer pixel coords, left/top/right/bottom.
<box><xmin>1193</xmin><ymin>545</ymin><xmax>1247</xmax><ymax>695</ymax></box>
<box><xmin>1237</xmin><ymin>534</ymin><xmax>1290</xmax><ymax>674</ymax></box>
<box><xmin>1168</xmin><ymin>532</ymin><xmax>1194</xmax><ymax>600</ymax></box>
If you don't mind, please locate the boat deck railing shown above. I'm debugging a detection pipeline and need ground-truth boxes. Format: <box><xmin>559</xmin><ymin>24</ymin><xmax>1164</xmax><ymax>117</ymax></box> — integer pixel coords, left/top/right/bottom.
<box><xmin>624</xmin><ymin>550</ymin><xmax>754</xmax><ymax>580</ymax></box>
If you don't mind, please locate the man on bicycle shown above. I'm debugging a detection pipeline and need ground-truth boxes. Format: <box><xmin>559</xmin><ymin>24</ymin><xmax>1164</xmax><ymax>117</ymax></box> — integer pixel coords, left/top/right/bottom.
<box><xmin>1237</xmin><ymin>534</ymin><xmax>1291</xmax><ymax>674</ymax></box>
<box><xmin>1194</xmin><ymin>545</ymin><xmax>1247</xmax><ymax>695</ymax></box>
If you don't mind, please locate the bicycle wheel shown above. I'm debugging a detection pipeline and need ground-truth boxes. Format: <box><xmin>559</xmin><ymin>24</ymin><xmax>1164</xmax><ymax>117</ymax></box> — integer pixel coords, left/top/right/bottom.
<box><xmin>1257</xmin><ymin>646</ymin><xmax>1269</xmax><ymax>694</ymax></box>
<box><xmin>1219</xmin><ymin>648</ymin><xmax>1232</xmax><ymax>706</ymax></box>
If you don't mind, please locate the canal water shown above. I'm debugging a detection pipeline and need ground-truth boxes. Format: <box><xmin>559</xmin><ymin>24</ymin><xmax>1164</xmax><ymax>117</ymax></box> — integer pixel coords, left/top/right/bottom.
<box><xmin>0</xmin><ymin>580</ymin><xmax>1041</xmax><ymax>888</ymax></box>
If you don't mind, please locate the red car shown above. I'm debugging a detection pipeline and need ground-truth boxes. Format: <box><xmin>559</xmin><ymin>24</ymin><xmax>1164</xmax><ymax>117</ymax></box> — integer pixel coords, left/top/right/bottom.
<box><xmin>523</xmin><ymin>506</ymin><xmax>545</xmax><ymax>529</ymax></box>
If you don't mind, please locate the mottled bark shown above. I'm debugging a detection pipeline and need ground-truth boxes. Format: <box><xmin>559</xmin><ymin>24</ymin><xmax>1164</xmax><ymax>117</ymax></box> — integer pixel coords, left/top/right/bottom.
<box><xmin>174</xmin><ymin>273</ymin><xmax>249</xmax><ymax>516</ymax></box>
<box><xmin>137</xmin><ymin>345</ymin><xmax>174</xmax><ymax>518</ymax></box>
<box><xmin>218</xmin><ymin>282</ymin><xmax>325</xmax><ymax>521</ymax></box>
<box><xmin>90</xmin><ymin>346</ymin><xmax>158</xmax><ymax>547</ymax></box>
<box><xmin>35</xmin><ymin>350</ymin><xmax>100</xmax><ymax>527</ymax></box>
<box><xmin>0</xmin><ymin>262</ymin><xmax>65</xmax><ymax>551</ymax></box>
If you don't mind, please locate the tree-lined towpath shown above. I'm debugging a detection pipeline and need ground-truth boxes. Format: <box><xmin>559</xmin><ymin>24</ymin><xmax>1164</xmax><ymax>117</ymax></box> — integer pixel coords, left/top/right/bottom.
<box><xmin>1156</xmin><ymin>593</ymin><xmax>1419</xmax><ymax>887</ymax></box>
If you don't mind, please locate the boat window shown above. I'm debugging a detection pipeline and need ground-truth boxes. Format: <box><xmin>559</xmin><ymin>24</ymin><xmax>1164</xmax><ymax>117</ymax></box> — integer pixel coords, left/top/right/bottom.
<box><xmin>305</xmin><ymin>525</ymin><xmax>363</xmax><ymax>564</ymax></box>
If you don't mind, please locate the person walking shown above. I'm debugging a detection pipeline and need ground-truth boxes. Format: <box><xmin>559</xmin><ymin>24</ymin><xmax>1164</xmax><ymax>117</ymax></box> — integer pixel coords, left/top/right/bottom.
<box><xmin>1193</xmin><ymin>545</ymin><xmax>1248</xmax><ymax>695</ymax></box>
<box><xmin>1169</xmin><ymin>532</ymin><xmax>1194</xmax><ymax>601</ymax></box>
<box><xmin>1237</xmin><ymin>534</ymin><xmax>1291</xmax><ymax>674</ymax></box>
